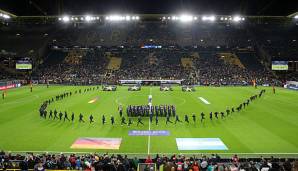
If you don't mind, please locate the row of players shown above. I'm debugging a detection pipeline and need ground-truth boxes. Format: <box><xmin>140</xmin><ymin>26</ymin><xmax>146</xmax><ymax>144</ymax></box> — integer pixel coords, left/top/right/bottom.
<box><xmin>125</xmin><ymin>105</ymin><xmax>176</xmax><ymax>117</ymax></box>
<box><xmin>40</xmin><ymin>89</ymin><xmax>265</xmax><ymax>125</ymax></box>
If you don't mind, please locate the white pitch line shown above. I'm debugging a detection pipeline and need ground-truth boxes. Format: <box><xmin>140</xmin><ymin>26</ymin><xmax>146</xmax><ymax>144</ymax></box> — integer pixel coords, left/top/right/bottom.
<box><xmin>147</xmin><ymin>119</ymin><xmax>151</xmax><ymax>155</ymax></box>
<box><xmin>147</xmin><ymin>87</ymin><xmax>152</xmax><ymax>155</ymax></box>
<box><xmin>198</xmin><ymin>97</ymin><xmax>210</xmax><ymax>104</ymax></box>
<box><xmin>7</xmin><ymin>151</ymin><xmax>298</xmax><ymax>155</ymax></box>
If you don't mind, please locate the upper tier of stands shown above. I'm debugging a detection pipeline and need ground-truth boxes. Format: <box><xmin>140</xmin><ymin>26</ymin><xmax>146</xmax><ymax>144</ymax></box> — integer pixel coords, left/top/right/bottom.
<box><xmin>0</xmin><ymin>22</ymin><xmax>297</xmax><ymax>82</ymax></box>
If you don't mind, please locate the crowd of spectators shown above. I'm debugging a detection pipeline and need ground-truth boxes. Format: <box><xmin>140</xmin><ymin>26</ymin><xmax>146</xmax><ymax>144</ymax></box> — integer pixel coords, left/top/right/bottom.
<box><xmin>1</xmin><ymin>150</ymin><xmax>298</xmax><ymax>171</ymax></box>
<box><xmin>196</xmin><ymin>52</ymin><xmax>280</xmax><ymax>86</ymax></box>
<box><xmin>35</xmin><ymin>48</ymin><xmax>108</xmax><ymax>85</ymax></box>
<box><xmin>32</xmin><ymin>46</ymin><xmax>280</xmax><ymax>86</ymax></box>
<box><xmin>0</xmin><ymin>22</ymin><xmax>297</xmax><ymax>84</ymax></box>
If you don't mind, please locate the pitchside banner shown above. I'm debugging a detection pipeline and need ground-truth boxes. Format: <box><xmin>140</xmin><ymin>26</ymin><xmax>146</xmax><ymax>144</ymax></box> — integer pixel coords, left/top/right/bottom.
<box><xmin>272</xmin><ymin>61</ymin><xmax>288</xmax><ymax>70</ymax></box>
<box><xmin>16</xmin><ymin>60</ymin><xmax>32</xmax><ymax>70</ymax></box>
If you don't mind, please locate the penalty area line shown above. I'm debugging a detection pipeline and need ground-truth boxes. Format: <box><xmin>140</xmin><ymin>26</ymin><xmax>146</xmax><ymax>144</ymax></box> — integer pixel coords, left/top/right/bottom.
<box><xmin>198</xmin><ymin>97</ymin><xmax>210</xmax><ymax>104</ymax></box>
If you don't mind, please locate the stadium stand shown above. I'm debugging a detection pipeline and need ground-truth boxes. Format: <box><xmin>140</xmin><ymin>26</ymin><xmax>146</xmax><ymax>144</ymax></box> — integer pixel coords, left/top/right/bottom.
<box><xmin>0</xmin><ymin>150</ymin><xmax>298</xmax><ymax>171</ymax></box>
<box><xmin>0</xmin><ymin>18</ymin><xmax>297</xmax><ymax>84</ymax></box>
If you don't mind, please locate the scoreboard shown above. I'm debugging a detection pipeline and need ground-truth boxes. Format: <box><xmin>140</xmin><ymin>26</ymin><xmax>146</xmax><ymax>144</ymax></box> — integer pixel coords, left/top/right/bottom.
<box><xmin>16</xmin><ymin>60</ymin><xmax>32</xmax><ymax>70</ymax></box>
<box><xmin>271</xmin><ymin>61</ymin><xmax>288</xmax><ymax>70</ymax></box>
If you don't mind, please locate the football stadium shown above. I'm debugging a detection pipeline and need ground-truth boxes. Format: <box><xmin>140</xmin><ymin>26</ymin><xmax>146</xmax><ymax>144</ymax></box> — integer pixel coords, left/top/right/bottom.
<box><xmin>0</xmin><ymin>0</ymin><xmax>298</xmax><ymax>170</ymax></box>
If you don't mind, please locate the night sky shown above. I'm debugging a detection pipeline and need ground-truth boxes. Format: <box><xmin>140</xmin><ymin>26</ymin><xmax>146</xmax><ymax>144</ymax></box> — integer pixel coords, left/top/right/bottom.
<box><xmin>0</xmin><ymin>0</ymin><xmax>297</xmax><ymax>16</ymax></box>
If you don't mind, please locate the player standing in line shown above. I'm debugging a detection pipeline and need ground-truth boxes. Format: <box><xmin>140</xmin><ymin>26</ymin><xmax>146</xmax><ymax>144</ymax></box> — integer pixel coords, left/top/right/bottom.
<box><xmin>155</xmin><ymin>115</ymin><xmax>159</xmax><ymax>125</ymax></box>
<box><xmin>215</xmin><ymin>112</ymin><xmax>219</xmax><ymax>119</ymax></box>
<box><xmin>2</xmin><ymin>91</ymin><xmax>5</xmax><ymax>99</ymax></box>
<box><xmin>59</xmin><ymin>111</ymin><xmax>63</xmax><ymax>120</ymax></box>
<box><xmin>54</xmin><ymin>110</ymin><xmax>58</xmax><ymax>120</ymax></box>
<box><xmin>102</xmin><ymin>115</ymin><xmax>105</xmax><ymax>125</ymax></box>
<box><xmin>184</xmin><ymin>115</ymin><xmax>189</xmax><ymax>123</ymax></box>
<box><xmin>166</xmin><ymin>114</ymin><xmax>173</xmax><ymax>124</ymax></box>
<box><xmin>49</xmin><ymin>110</ymin><xmax>53</xmax><ymax>119</ymax></box>
<box><xmin>128</xmin><ymin>118</ymin><xmax>133</xmax><ymax>126</ymax></box>
<box><xmin>64</xmin><ymin>111</ymin><xmax>70</xmax><ymax>121</ymax></box>
<box><xmin>89</xmin><ymin>115</ymin><xmax>94</xmax><ymax>123</ymax></box>
<box><xmin>273</xmin><ymin>85</ymin><xmax>276</xmax><ymax>94</ymax></box>
<box><xmin>209</xmin><ymin>112</ymin><xmax>213</xmax><ymax>120</ymax></box>
<box><xmin>200</xmin><ymin>112</ymin><xmax>205</xmax><ymax>122</ymax></box>
<box><xmin>71</xmin><ymin>112</ymin><xmax>75</xmax><ymax>122</ymax></box>
<box><xmin>121</xmin><ymin>116</ymin><xmax>127</xmax><ymax>126</ymax></box>
<box><xmin>192</xmin><ymin>113</ymin><xmax>196</xmax><ymax>123</ymax></box>
<box><xmin>111</xmin><ymin>116</ymin><xmax>115</xmax><ymax>125</ymax></box>
<box><xmin>149</xmin><ymin>113</ymin><xmax>153</xmax><ymax>123</ymax></box>
<box><xmin>175</xmin><ymin>115</ymin><xmax>182</xmax><ymax>124</ymax></box>
<box><xmin>137</xmin><ymin>115</ymin><xmax>144</xmax><ymax>126</ymax></box>
<box><xmin>118</xmin><ymin>105</ymin><xmax>123</xmax><ymax>117</ymax></box>
<box><xmin>79</xmin><ymin>113</ymin><xmax>85</xmax><ymax>123</ymax></box>
<box><xmin>226</xmin><ymin>108</ymin><xmax>230</xmax><ymax>116</ymax></box>
<box><xmin>220</xmin><ymin>112</ymin><xmax>225</xmax><ymax>119</ymax></box>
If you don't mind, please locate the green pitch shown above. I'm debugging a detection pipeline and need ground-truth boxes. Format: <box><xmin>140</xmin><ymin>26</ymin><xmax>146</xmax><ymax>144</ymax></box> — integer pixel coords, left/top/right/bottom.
<box><xmin>0</xmin><ymin>85</ymin><xmax>298</xmax><ymax>156</ymax></box>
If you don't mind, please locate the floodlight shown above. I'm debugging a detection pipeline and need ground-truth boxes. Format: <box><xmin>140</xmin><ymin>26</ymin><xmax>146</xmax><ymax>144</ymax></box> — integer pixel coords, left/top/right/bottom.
<box><xmin>294</xmin><ymin>15</ymin><xmax>298</xmax><ymax>19</ymax></box>
<box><xmin>109</xmin><ymin>15</ymin><xmax>124</xmax><ymax>21</ymax></box>
<box><xmin>125</xmin><ymin>16</ymin><xmax>131</xmax><ymax>21</ymax></box>
<box><xmin>194</xmin><ymin>16</ymin><xmax>198</xmax><ymax>20</ymax></box>
<box><xmin>135</xmin><ymin>16</ymin><xmax>140</xmax><ymax>20</ymax></box>
<box><xmin>232</xmin><ymin>16</ymin><xmax>241</xmax><ymax>22</ymax></box>
<box><xmin>162</xmin><ymin>16</ymin><xmax>166</xmax><ymax>20</ymax></box>
<box><xmin>62</xmin><ymin>16</ymin><xmax>70</xmax><ymax>22</ymax></box>
<box><xmin>202</xmin><ymin>15</ymin><xmax>216</xmax><ymax>21</ymax></box>
<box><xmin>167</xmin><ymin>17</ymin><xmax>171</xmax><ymax>19</ymax></box>
<box><xmin>85</xmin><ymin>15</ymin><xmax>92</xmax><ymax>21</ymax></box>
<box><xmin>179</xmin><ymin>15</ymin><xmax>193</xmax><ymax>22</ymax></box>
<box><xmin>2</xmin><ymin>14</ymin><xmax>10</xmax><ymax>19</ymax></box>
<box><xmin>58</xmin><ymin>17</ymin><xmax>62</xmax><ymax>21</ymax></box>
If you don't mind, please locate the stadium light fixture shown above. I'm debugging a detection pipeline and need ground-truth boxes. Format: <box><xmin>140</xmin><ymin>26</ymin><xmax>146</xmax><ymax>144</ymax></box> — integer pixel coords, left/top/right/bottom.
<box><xmin>232</xmin><ymin>15</ymin><xmax>243</xmax><ymax>22</ymax></box>
<box><xmin>125</xmin><ymin>16</ymin><xmax>131</xmax><ymax>21</ymax></box>
<box><xmin>62</xmin><ymin>16</ymin><xmax>70</xmax><ymax>22</ymax></box>
<box><xmin>85</xmin><ymin>15</ymin><xmax>92</xmax><ymax>21</ymax></box>
<box><xmin>2</xmin><ymin>14</ymin><xmax>10</xmax><ymax>19</ymax></box>
<box><xmin>179</xmin><ymin>14</ymin><xmax>194</xmax><ymax>22</ymax></box>
<box><xmin>294</xmin><ymin>15</ymin><xmax>298</xmax><ymax>19</ymax></box>
<box><xmin>202</xmin><ymin>15</ymin><xmax>216</xmax><ymax>22</ymax></box>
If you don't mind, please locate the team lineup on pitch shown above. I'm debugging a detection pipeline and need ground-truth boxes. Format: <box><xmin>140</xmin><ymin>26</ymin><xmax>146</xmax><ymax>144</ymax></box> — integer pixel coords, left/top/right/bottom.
<box><xmin>1</xmin><ymin>85</ymin><xmax>298</xmax><ymax>155</ymax></box>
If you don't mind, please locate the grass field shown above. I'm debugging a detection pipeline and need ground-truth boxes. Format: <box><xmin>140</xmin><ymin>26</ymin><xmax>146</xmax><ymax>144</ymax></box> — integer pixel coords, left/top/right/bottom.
<box><xmin>0</xmin><ymin>85</ymin><xmax>298</xmax><ymax>156</ymax></box>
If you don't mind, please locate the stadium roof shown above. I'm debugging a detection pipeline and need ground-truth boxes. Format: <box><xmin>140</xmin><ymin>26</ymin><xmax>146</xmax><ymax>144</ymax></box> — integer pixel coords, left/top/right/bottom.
<box><xmin>0</xmin><ymin>0</ymin><xmax>297</xmax><ymax>16</ymax></box>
